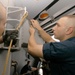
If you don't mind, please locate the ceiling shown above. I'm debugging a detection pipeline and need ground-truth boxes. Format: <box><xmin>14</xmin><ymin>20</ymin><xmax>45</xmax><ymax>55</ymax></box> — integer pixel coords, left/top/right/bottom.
<box><xmin>12</xmin><ymin>0</ymin><xmax>75</xmax><ymax>35</ymax></box>
<box><xmin>1</xmin><ymin>0</ymin><xmax>75</xmax><ymax>19</ymax></box>
<box><xmin>14</xmin><ymin>0</ymin><xmax>54</xmax><ymax>19</ymax></box>
<box><xmin>13</xmin><ymin>0</ymin><xmax>75</xmax><ymax>19</ymax></box>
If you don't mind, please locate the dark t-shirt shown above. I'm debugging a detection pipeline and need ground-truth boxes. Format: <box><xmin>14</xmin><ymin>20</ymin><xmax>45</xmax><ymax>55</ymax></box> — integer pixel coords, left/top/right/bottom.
<box><xmin>20</xmin><ymin>64</ymin><xmax>31</xmax><ymax>75</ymax></box>
<box><xmin>43</xmin><ymin>37</ymin><xmax>75</xmax><ymax>75</ymax></box>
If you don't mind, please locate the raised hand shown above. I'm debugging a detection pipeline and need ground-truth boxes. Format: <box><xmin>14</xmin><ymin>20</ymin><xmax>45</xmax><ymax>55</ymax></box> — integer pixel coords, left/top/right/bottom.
<box><xmin>30</xmin><ymin>19</ymin><xmax>42</xmax><ymax>30</ymax></box>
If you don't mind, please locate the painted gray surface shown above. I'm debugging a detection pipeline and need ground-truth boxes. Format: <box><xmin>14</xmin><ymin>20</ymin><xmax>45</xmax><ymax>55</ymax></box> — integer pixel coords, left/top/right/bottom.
<box><xmin>0</xmin><ymin>50</ymin><xmax>11</xmax><ymax>75</ymax></box>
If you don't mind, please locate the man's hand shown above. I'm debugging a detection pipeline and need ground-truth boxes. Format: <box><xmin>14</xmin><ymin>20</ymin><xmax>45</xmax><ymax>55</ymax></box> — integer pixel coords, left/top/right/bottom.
<box><xmin>30</xmin><ymin>19</ymin><xmax>42</xmax><ymax>30</ymax></box>
<box><xmin>3</xmin><ymin>30</ymin><xmax>18</xmax><ymax>46</ymax></box>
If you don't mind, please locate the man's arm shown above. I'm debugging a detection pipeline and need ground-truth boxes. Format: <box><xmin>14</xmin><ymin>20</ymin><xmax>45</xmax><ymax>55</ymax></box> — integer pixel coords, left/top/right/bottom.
<box><xmin>30</xmin><ymin>19</ymin><xmax>55</xmax><ymax>43</ymax></box>
<box><xmin>28</xmin><ymin>26</ymin><xmax>43</xmax><ymax>58</ymax></box>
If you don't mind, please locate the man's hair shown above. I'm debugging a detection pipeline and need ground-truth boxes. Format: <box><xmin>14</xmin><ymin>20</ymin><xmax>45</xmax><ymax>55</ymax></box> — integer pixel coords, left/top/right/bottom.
<box><xmin>62</xmin><ymin>15</ymin><xmax>75</xmax><ymax>26</ymax></box>
<box><xmin>63</xmin><ymin>15</ymin><xmax>75</xmax><ymax>20</ymax></box>
<box><xmin>66</xmin><ymin>15</ymin><xmax>75</xmax><ymax>20</ymax></box>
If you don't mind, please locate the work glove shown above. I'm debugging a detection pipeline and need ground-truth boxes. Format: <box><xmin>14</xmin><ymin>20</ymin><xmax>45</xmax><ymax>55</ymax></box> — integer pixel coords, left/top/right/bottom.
<box><xmin>3</xmin><ymin>30</ymin><xmax>18</xmax><ymax>46</ymax></box>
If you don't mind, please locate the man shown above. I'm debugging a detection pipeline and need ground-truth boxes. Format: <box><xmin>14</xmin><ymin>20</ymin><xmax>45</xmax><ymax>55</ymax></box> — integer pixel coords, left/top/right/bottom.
<box><xmin>20</xmin><ymin>61</ymin><xmax>37</xmax><ymax>75</ymax></box>
<box><xmin>0</xmin><ymin>2</ymin><xmax>18</xmax><ymax>46</ymax></box>
<box><xmin>28</xmin><ymin>15</ymin><xmax>75</xmax><ymax>75</ymax></box>
<box><xmin>0</xmin><ymin>2</ymin><xmax>6</xmax><ymax>42</ymax></box>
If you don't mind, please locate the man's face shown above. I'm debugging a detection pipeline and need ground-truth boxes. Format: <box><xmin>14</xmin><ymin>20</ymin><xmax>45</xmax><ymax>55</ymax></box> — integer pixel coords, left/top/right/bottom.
<box><xmin>0</xmin><ymin>6</ymin><xmax>6</xmax><ymax>36</ymax></box>
<box><xmin>53</xmin><ymin>18</ymin><xmax>67</xmax><ymax>41</ymax></box>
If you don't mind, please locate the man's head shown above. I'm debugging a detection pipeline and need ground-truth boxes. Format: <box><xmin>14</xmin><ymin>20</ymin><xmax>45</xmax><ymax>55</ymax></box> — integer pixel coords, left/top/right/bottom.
<box><xmin>53</xmin><ymin>15</ymin><xmax>75</xmax><ymax>41</ymax></box>
<box><xmin>0</xmin><ymin>2</ymin><xmax>6</xmax><ymax>36</ymax></box>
